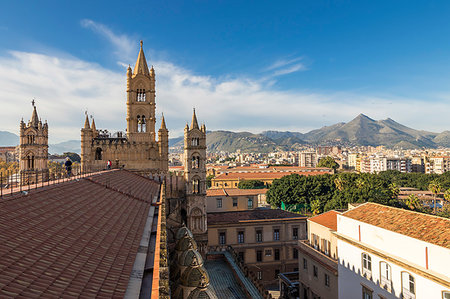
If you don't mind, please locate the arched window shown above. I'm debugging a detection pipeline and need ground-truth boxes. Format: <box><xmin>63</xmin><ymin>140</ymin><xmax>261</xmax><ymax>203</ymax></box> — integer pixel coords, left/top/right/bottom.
<box><xmin>362</xmin><ymin>253</ymin><xmax>372</xmax><ymax>278</ymax></box>
<box><xmin>137</xmin><ymin>115</ymin><xmax>141</xmax><ymax>132</ymax></box>
<box><xmin>191</xmin><ymin>138</ymin><xmax>199</xmax><ymax>146</ymax></box>
<box><xmin>141</xmin><ymin>116</ymin><xmax>146</xmax><ymax>132</ymax></box>
<box><xmin>401</xmin><ymin>272</ymin><xmax>415</xmax><ymax>297</ymax></box>
<box><xmin>191</xmin><ymin>155</ymin><xmax>200</xmax><ymax>169</ymax></box>
<box><xmin>27</xmin><ymin>134</ymin><xmax>35</xmax><ymax>144</ymax></box>
<box><xmin>95</xmin><ymin>147</ymin><xmax>102</xmax><ymax>160</ymax></box>
<box><xmin>190</xmin><ymin>208</ymin><xmax>204</xmax><ymax>232</ymax></box>
<box><xmin>192</xmin><ymin>178</ymin><xmax>200</xmax><ymax>194</ymax></box>
<box><xmin>380</xmin><ymin>261</ymin><xmax>392</xmax><ymax>292</ymax></box>
<box><xmin>137</xmin><ymin>89</ymin><xmax>146</xmax><ymax>102</ymax></box>
<box><xmin>27</xmin><ymin>154</ymin><xmax>35</xmax><ymax>170</ymax></box>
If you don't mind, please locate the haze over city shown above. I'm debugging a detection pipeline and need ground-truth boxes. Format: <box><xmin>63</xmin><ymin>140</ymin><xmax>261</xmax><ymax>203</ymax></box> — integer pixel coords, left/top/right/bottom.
<box><xmin>2</xmin><ymin>1</ymin><xmax>450</xmax><ymax>142</ymax></box>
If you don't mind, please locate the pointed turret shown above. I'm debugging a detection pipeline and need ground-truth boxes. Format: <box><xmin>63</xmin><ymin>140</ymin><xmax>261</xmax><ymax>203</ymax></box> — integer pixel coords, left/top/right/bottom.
<box><xmin>30</xmin><ymin>103</ymin><xmax>39</xmax><ymax>128</ymax></box>
<box><xmin>160</xmin><ymin>114</ymin><xmax>167</xmax><ymax>131</ymax></box>
<box><xmin>84</xmin><ymin>113</ymin><xmax>90</xmax><ymax>129</ymax></box>
<box><xmin>91</xmin><ymin>118</ymin><xmax>96</xmax><ymax>132</ymax></box>
<box><xmin>191</xmin><ymin>108</ymin><xmax>199</xmax><ymax>130</ymax></box>
<box><xmin>150</xmin><ymin>65</ymin><xmax>155</xmax><ymax>77</ymax></box>
<box><xmin>133</xmin><ymin>40</ymin><xmax>150</xmax><ymax>76</ymax></box>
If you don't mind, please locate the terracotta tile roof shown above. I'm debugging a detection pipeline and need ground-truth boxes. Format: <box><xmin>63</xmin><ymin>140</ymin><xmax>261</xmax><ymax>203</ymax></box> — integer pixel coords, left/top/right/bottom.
<box><xmin>342</xmin><ymin>203</ymin><xmax>450</xmax><ymax>249</ymax></box>
<box><xmin>309</xmin><ymin>210</ymin><xmax>341</xmax><ymax>231</ymax></box>
<box><xmin>0</xmin><ymin>170</ymin><xmax>160</xmax><ymax>297</ymax></box>
<box><xmin>213</xmin><ymin>171</ymin><xmax>329</xmax><ymax>181</ymax></box>
<box><xmin>218</xmin><ymin>166</ymin><xmax>332</xmax><ymax>173</ymax></box>
<box><xmin>206</xmin><ymin>188</ymin><xmax>267</xmax><ymax>197</ymax></box>
<box><xmin>208</xmin><ymin>209</ymin><xmax>306</xmax><ymax>225</ymax></box>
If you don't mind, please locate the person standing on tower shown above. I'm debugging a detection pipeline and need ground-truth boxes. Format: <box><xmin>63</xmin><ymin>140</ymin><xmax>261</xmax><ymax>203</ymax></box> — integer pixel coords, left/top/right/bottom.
<box><xmin>107</xmin><ymin>160</ymin><xmax>112</xmax><ymax>170</ymax></box>
<box><xmin>65</xmin><ymin>157</ymin><xmax>72</xmax><ymax>177</ymax></box>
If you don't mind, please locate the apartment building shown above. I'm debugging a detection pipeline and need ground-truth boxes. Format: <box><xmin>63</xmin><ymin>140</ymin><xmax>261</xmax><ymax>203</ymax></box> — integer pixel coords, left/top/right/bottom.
<box><xmin>299</xmin><ymin>151</ymin><xmax>317</xmax><ymax>168</ymax></box>
<box><xmin>386</xmin><ymin>157</ymin><xmax>412</xmax><ymax>173</ymax></box>
<box><xmin>427</xmin><ymin>156</ymin><xmax>450</xmax><ymax>174</ymax></box>
<box><xmin>335</xmin><ymin>203</ymin><xmax>450</xmax><ymax>299</ymax></box>
<box><xmin>207</xmin><ymin>209</ymin><xmax>307</xmax><ymax>288</ymax></box>
<box><xmin>296</xmin><ymin>210</ymin><xmax>340</xmax><ymax>299</ymax></box>
<box><xmin>206</xmin><ymin>188</ymin><xmax>268</xmax><ymax>212</ymax></box>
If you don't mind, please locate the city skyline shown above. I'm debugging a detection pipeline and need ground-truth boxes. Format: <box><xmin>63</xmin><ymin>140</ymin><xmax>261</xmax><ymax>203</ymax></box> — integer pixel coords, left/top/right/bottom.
<box><xmin>2</xmin><ymin>1</ymin><xmax>450</xmax><ymax>142</ymax></box>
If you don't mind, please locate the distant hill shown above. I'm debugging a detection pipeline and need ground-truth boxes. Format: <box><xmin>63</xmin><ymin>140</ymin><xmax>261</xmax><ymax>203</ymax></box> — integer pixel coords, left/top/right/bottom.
<box><xmin>0</xmin><ymin>131</ymin><xmax>19</xmax><ymax>146</ymax></box>
<box><xmin>5</xmin><ymin>113</ymin><xmax>450</xmax><ymax>154</ymax></box>
<box><xmin>49</xmin><ymin>140</ymin><xmax>80</xmax><ymax>154</ymax></box>
<box><xmin>301</xmin><ymin>114</ymin><xmax>438</xmax><ymax>148</ymax></box>
<box><xmin>169</xmin><ymin>114</ymin><xmax>450</xmax><ymax>152</ymax></box>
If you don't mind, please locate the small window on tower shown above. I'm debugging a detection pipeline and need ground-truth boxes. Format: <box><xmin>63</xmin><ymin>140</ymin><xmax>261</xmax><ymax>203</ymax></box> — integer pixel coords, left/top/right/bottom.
<box><xmin>192</xmin><ymin>138</ymin><xmax>199</xmax><ymax>146</ymax></box>
<box><xmin>137</xmin><ymin>89</ymin><xmax>146</xmax><ymax>102</ymax></box>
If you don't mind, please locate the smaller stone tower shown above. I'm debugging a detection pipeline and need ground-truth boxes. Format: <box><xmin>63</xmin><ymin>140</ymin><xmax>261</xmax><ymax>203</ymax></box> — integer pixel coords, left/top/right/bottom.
<box><xmin>158</xmin><ymin>114</ymin><xmax>169</xmax><ymax>172</ymax></box>
<box><xmin>183</xmin><ymin>109</ymin><xmax>207</xmax><ymax>239</ymax></box>
<box><xmin>19</xmin><ymin>100</ymin><xmax>49</xmax><ymax>184</ymax></box>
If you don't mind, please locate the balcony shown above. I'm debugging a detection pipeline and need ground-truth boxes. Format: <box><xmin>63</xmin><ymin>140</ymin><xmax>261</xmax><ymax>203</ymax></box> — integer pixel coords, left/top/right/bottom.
<box><xmin>380</xmin><ymin>276</ymin><xmax>392</xmax><ymax>293</ymax></box>
<box><xmin>297</xmin><ymin>240</ymin><xmax>338</xmax><ymax>274</ymax></box>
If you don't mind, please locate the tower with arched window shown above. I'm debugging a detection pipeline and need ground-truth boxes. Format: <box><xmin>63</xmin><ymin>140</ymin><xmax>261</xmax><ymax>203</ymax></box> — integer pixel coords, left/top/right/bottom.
<box><xmin>19</xmin><ymin>101</ymin><xmax>49</xmax><ymax>184</ymax></box>
<box><xmin>183</xmin><ymin>109</ymin><xmax>207</xmax><ymax>236</ymax></box>
<box><xmin>80</xmin><ymin>41</ymin><xmax>168</xmax><ymax>172</ymax></box>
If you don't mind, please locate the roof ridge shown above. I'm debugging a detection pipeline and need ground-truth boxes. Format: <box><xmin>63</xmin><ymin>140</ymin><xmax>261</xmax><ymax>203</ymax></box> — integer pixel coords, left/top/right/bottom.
<box><xmin>344</xmin><ymin>202</ymin><xmax>450</xmax><ymax>222</ymax></box>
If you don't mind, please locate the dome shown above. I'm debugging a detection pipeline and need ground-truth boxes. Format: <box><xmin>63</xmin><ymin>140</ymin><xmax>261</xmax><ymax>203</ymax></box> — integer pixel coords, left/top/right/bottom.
<box><xmin>187</xmin><ymin>287</ymin><xmax>219</xmax><ymax>299</ymax></box>
<box><xmin>180</xmin><ymin>266</ymin><xmax>210</xmax><ymax>288</ymax></box>
<box><xmin>175</xmin><ymin>236</ymin><xmax>198</xmax><ymax>252</ymax></box>
<box><xmin>176</xmin><ymin>226</ymin><xmax>194</xmax><ymax>240</ymax></box>
<box><xmin>178</xmin><ymin>249</ymin><xmax>204</xmax><ymax>267</ymax></box>
<box><xmin>172</xmin><ymin>285</ymin><xmax>184</xmax><ymax>299</ymax></box>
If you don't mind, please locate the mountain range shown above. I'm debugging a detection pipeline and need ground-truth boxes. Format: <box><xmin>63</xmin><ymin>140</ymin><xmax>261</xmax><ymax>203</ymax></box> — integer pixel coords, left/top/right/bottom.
<box><xmin>170</xmin><ymin>114</ymin><xmax>450</xmax><ymax>152</ymax></box>
<box><xmin>2</xmin><ymin>114</ymin><xmax>450</xmax><ymax>154</ymax></box>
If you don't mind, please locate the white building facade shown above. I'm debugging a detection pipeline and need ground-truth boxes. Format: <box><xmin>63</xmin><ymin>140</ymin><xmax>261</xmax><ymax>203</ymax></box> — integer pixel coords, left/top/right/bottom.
<box><xmin>335</xmin><ymin>203</ymin><xmax>450</xmax><ymax>299</ymax></box>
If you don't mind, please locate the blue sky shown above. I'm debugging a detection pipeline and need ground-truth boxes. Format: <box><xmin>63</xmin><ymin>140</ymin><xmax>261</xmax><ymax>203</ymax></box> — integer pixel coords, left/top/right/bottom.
<box><xmin>1</xmin><ymin>1</ymin><xmax>450</xmax><ymax>142</ymax></box>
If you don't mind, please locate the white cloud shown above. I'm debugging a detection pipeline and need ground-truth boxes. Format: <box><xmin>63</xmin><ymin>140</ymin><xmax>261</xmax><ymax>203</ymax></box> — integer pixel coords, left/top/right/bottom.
<box><xmin>80</xmin><ymin>19</ymin><xmax>134</xmax><ymax>62</ymax></box>
<box><xmin>1</xmin><ymin>49</ymin><xmax>450</xmax><ymax>145</ymax></box>
<box><xmin>265</xmin><ymin>56</ymin><xmax>307</xmax><ymax>77</ymax></box>
<box><xmin>2</xmin><ymin>22</ymin><xmax>450</xmax><ymax>146</ymax></box>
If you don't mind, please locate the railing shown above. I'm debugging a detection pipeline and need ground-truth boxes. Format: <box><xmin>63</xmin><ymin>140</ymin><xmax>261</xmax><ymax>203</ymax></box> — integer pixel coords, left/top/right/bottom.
<box><xmin>208</xmin><ymin>245</ymin><xmax>273</xmax><ymax>299</ymax></box>
<box><xmin>0</xmin><ymin>165</ymin><xmax>108</xmax><ymax>198</ymax></box>
<box><xmin>380</xmin><ymin>276</ymin><xmax>392</xmax><ymax>292</ymax></box>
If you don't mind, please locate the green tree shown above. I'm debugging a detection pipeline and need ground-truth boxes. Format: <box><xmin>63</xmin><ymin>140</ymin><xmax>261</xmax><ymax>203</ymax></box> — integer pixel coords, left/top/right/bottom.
<box><xmin>206</xmin><ymin>174</ymin><xmax>214</xmax><ymax>188</ymax></box>
<box><xmin>310</xmin><ymin>199</ymin><xmax>321</xmax><ymax>215</ymax></box>
<box><xmin>404</xmin><ymin>194</ymin><xmax>421</xmax><ymax>210</ymax></box>
<box><xmin>238</xmin><ymin>180</ymin><xmax>266</xmax><ymax>189</ymax></box>
<box><xmin>428</xmin><ymin>180</ymin><xmax>442</xmax><ymax>213</ymax></box>
<box><xmin>317</xmin><ymin>156</ymin><xmax>339</xmax><ymax>171</ymax></box>
<box><xmin>388</xmin><ymin>182</ymin><xmax>400</xmax><ymax>199</ymax></box>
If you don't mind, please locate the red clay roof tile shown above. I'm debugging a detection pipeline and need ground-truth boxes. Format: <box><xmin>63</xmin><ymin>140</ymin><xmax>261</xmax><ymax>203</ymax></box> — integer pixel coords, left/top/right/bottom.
<box><xmin>0</xmin><ymin>170</ymin><xmax>160</xmax><ymax>297</ymax></box>
<box><xmin>342</xmin><ymin>203</ymin><xmax>450</xmax><ymax>249</ymax></box>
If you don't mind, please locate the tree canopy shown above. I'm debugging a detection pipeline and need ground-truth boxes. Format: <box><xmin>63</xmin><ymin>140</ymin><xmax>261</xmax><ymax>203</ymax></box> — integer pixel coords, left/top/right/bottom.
<box><xmin>238</xmin><ymin>180</ymin><xmax>267</xmax><ymax>189</ymax></box>
<box><xmin>317</xmin><ymin>156</ymin><xmax>339</xmax><ymax>170</ymax></box>
<box><xmin>266</xmin><ymin>170</ymin><xmax>450</xmax><ymax>218</ymax></box>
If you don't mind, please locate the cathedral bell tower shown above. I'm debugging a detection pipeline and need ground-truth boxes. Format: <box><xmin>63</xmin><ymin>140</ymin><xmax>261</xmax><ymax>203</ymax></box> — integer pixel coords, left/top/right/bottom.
<box><xmin>19</xmin><ymin>100</ymin><xmax>49</xmax><ymax>184</ymax></box>
<box><xmin>183</xmin><ymin>109</ymin><xmax>207</xmax><ymax>237</ymax></box>
<box><xmin>126</xmin><ymin>41</ymin><xmax>156</xmax><ymax>143</ymax></box>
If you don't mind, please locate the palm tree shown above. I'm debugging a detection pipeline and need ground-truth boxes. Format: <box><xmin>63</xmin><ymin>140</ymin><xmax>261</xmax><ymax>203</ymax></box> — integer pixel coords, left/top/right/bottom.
<box><xmin>310</xmin><ymin>199</ymin><xmax>321</xmax><ymax>216</ymax></box>
<box><xmin>356</xmin><ymin>178</ymin><xmax>365</xmax><ymax>189</ymax></box>
<box><xmin>405</xmin><ymin>194</ymin><xmax>421</xmax><ymax>210</ymax></box>
<box><xmin>389</xmin><ymin>183</ymin><xmax>400</xmax><ymax>199</ymax></box>
<box><xmin>428</xmin><ymin>180</ymin><xmax>442</xmax><ymax>213</ymax></box>
<box><xmin>334</xmin><ymin>176</ymin><xmax>344</xmax><ymax>191</ymax></box>
<box><xmin>443</xmin><ymin>189</ymin><xmax>450</xmax><ymax>210</ymax></box>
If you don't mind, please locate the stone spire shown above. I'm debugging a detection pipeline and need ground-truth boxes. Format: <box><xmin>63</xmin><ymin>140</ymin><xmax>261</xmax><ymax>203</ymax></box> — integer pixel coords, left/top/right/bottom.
<box><xmin>30</xmin><ymin>100</ymin><xmax>39</xmax><ymax>128</ymax></box>
<box><xmin>83</xmin><ymin>112</ymin><xmax>90</xmax><ymax>129</ymax></box>
<box><xmin>133</xmin><ymin>40</ymin><xmax>150</xmax><ymax>76</ymax></box>
<box><xmin>91</xmin><ymin>117</ymin><xmax>96</xmax><ymax>132</ymax></box>
<box><xmin>160</xmin><ymin>113</ymin><xmax>167</xmax><ymax>130</ymax></box>
<box><xmin>191</xmin><ymin>108</ymin><xmax>199</xmax><ymax>130</ymax></box>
